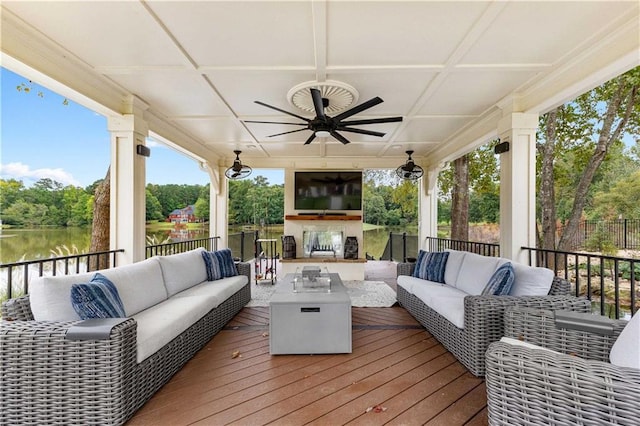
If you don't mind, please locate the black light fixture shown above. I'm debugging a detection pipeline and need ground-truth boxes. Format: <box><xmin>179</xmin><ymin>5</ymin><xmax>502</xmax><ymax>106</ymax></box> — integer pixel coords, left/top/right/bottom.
<box><xmin>494</xmin><ymin>138</ymin><xmax>510</xmax><ymax>154</ymax></box>
<box><xmin>395</xmin><ymin>150</ymin><xmax>424</xmax><ymax>180</ymax></box>
<box><xmin>224</xmin><ymin>150</ymin><xmax>252</xmax><ymax>180</ymax></box>
<box><xmin>136</xmin><ymin>144</ymin><xmax>151</xmax><ymax>157</ymax></box>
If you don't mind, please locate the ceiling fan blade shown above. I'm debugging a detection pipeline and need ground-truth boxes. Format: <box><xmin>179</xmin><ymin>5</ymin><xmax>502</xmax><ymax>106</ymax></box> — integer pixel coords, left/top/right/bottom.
<box><xmin>310</xmin><ymin>88</ymin><xmax>326</xmax><ymax>120</ymax></box>
<box><xmin>336</xmin><ymin>126</ymin><xmax>386</xmax><ymax>138</ymax></box>
<box><xmin>244</xmin><ymin>120</ymin><xmax>307</xmax><ymax>126</ymax></box>
<box><xmin>339</xmin><ymin>116</ymin><xmax>403</xmax><ymax>126</ymax></box>
<box><xmin>304</xmin><ymin>134</ymin><xmax>316</xmax><ymax>145</ymax></box>
<box><xmin>267</xmin><ymin>128</ymin><xmax>310</xmax><ymax>137</ymax></box>
<box><xmin>332</xmin><ymin>97</ymin><xmax>383</xmax><ymax>122</ymax></box>
<box><xmin>255</xmin><ymin>101</ymin><xmax>310</xmax><ymax>122</ymax></box>
<box><xmin>330</xmin><ymin>130</ymin><xmax>350</xmax><ymax>145</ymax></box>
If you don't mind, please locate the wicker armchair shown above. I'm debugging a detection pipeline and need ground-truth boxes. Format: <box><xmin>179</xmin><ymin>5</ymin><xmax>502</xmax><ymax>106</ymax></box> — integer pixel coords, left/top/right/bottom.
<box><xmin>397</xmin><ymin>262</ymin><xmax>591</xmax><ymax>376</ymax></box>
<box><xmin>486</xmin><ymin>307</ymin><xmax>640</xmax><ymax>426</ymax></box>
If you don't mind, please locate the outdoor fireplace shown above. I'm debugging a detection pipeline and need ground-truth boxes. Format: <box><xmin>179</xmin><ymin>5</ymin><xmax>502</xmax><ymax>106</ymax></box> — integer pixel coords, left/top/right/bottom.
<box><xmin>302</xmin><ymin>227</ymin><xmax>344</xmax><ymax>258</ymax></box>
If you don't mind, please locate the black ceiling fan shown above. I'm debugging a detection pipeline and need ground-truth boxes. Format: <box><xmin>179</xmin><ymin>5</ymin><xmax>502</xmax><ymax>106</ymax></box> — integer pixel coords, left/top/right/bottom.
<box><xmin>244</xmin><ymin>88</ymin><xmax>403</xmax><ymax>145</ymax></box>
<box><xmin>396</xmin><ymin>150</ymin><xmax>424</xmax><ymax>181</ymax></box>
<box><xmin>224</xmin><ymin>150</ymin><xmax>252</xmax><ymax>180</ymax></box>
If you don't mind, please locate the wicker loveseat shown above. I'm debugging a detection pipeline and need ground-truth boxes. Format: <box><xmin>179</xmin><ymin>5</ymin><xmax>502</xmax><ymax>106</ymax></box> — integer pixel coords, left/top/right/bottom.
<box><xmin>0</xmin><ymin>247</ymin><xmax>251</xmax><ymax>426</ymax></box>
<box><xmin>396</xmin><ymin>249</ymin><xmax>591</xmax><ymax>376</ymax></box>
<box><xmin>486</xmin><ymin>307</ymin><xmax>640</xmax><ymax>425</ymax></box>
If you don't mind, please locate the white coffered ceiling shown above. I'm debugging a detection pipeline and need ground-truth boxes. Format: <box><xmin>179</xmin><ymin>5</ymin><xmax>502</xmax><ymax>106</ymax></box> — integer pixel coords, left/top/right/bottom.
<box><xmin>1</xmin><ymin>1</ymin><xmax>638</xmax><ymax>170</ymax></box>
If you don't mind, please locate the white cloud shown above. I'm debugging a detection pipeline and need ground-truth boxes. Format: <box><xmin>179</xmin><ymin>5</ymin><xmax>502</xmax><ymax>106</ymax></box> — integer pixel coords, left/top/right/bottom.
<box><xmin>0</xmin><ymin>162</ymin><xmax>81</xmax><ymax>187</ymax></box>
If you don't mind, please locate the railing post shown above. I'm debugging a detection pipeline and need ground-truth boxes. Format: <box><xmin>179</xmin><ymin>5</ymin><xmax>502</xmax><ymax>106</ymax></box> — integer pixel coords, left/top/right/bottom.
<box><xmin>402</xmin><ymin>232</ymin><xmax>407</xmax><ymax>262</ymax></box>
<box><xmin>389</xmin><ymin>232</ymin><xmax>394</xmax><ymax>261</ymax></box>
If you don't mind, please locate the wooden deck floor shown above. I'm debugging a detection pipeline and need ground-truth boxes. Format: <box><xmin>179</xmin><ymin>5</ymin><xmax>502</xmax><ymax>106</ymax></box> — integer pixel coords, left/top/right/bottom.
<box><xmin>126</xmin><ymin>304</ymin><xmax>488</xmax><ymax>426</ymax></box>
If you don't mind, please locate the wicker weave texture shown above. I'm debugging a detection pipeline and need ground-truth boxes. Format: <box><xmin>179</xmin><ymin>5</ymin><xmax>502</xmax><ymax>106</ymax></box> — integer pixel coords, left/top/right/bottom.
<box><xmin>396</xmin><ymin>274</ymin><xmax>591</xmax><ymax>376</ymax></box>
<box><xmin>486</xmin><ymin>341</ymin><xmax>640</xmax><ymax>426</ymax></box>
<box><xmin>0</xmin><ymin>262</ymin><xmax>251</xmax><ymax>425</ymax></box>
<box><xmin>503</xmin><ymin>307</ymin><xmax>629</xmax><ymax>363</ymax></box>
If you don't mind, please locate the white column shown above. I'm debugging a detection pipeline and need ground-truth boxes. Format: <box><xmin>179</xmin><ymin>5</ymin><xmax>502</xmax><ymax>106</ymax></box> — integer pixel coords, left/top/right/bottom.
<box><xmin>107</xmin><ymin>109</ymin><xmax>149</xmax><ymax>265</ymax></box>
<box><xmin>418</xmin><ymin>165</ymin><xmax>441</xmax><ymax>250</ymax></box>
<box><xmin>497</xmin><ymin>113</ymin><xmax>538</xmax><ymax>264</ymax></box>
<box><xmin>215</xmin><ymin>165</ymin><xmax>229</xmax><ymax>248</ymax></box>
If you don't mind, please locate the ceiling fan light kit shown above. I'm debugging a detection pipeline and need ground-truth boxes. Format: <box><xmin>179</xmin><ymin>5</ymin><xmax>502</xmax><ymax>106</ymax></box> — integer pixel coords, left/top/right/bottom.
<box><xmin>245</xmin><ymin>82</ymin><xmax>403</xmax><ymax>146</ymax></box>
<box><xmin>225</xmin><ymin>150</ymin><xmax>252</xmax><ymax>180</ymax></box>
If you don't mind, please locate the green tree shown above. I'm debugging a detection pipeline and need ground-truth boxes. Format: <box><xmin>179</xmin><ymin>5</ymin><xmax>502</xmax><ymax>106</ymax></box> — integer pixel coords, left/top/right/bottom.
<box><xmin>364</xmin><ymin>193</ymin><xmax>387</xmax><ymax>225</ymax></box>
<box><xmin>539</xmin><ymin>67</ymin><xmax>640</xmax><ymax>250</ymax></box>
<box><xmin>2</xmin><ymin>200</ymin><xmax>49</xmax><ymax>227</ymax></box>
<box><xmin>0</xmin><ymin>179</ymin><xmax>24</xmax><ymax>212</ymax></box>
<box><xmin>592</xmin><ymin>170</ymin><xmax>640</xmax><ymax>219</ymax></box>
<box><xmin>146</xmin><ymin>189</ymin><xmax>164</xmax><ymax>221</ymax></box>
<box><xmin>391</xmin><ymin>180</ymin><xmax>418</xmax><ymax>225</ymax></box>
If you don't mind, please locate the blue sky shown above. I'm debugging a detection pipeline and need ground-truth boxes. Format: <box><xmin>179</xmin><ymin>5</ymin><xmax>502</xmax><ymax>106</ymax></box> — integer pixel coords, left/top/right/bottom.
<box><xmin>1</xmin><ymin>67</ymin><xmax>283</xmax><ymax>188</ymax></box>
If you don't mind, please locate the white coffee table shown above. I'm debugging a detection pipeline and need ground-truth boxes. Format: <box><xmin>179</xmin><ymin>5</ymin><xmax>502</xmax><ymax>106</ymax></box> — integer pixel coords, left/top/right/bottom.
<box><xmin>269</xmin><ymin>273</ymin><xmax>352</xmax><ymax>355</ymax></box>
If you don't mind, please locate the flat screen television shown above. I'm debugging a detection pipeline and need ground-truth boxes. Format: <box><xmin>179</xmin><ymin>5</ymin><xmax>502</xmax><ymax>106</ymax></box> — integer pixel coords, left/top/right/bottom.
<box><xmin>294</xmin><ymin>171</ymin><xmax>362</xmax><ymax>211</ymax></box>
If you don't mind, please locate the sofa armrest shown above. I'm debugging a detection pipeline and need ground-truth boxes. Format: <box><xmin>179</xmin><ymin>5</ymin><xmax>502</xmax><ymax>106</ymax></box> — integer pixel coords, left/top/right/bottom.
<box><xmin>397</xmin><ymin>262</ymin><xmax>415</xmax><ymax>277</ymax></box>
<box><xmin>486</xmin><ymin>341</ymin><xmax>640</xmax><ymax>425</ymax></box>
<box><xmin>503</xmin><ymin>306</ymin><xmax>628</xmax><ymax>362</ymax></box>
<box><xmin>66</xmin><ymin>318</ymin><xmax>131</xmax><ymax>340</ymax></box>
<box><xmin>462</xmin><ymin>295</ymin><xmax>591</xmax><ymax>355</ymax></box>
<box><xmin>1</xmin><ymin>295</ymin><xmax>34</xmax><ymax>321</ymax></box>
<box><xmin>236</xmin><ymin>261</ymin><xmax>251</xmax><ymax>281</ymax></box>
<box><xmin>1</xmin><ymin>318</ymin><xmax>138</xmax><ymax>424</ymax></box>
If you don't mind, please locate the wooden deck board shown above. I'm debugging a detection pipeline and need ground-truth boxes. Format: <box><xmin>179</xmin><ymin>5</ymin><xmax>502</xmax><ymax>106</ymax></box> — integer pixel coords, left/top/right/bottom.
<box><xmin>127</xmin><ymin>302</ymin><xmax>488</xmax><ymax>426</ymax></box>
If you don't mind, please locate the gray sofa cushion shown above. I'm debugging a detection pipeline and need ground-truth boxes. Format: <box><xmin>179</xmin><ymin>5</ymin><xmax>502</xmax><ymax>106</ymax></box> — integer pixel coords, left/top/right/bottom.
<box><xmin>157</xmin><ymin>247</ymin><xmax>208</xmax><ymax>297</ymax></box>
<box><xmin>444</xmin><ymin>249</ymin><xmax>467</xmax><ymax>287</ymax></box>
<box><xmin>98</xmin><ymin>257</ymin><xmax>167</xmax><ymax>316</ymax></box>
<box><xmin>510</xmin><ymin>262</ymin><xmax>554</xmax><ymax>296</ymax></box>
<box><xmin>454</xmin><ymin>252</ymin><xmax>503</xmax><ymax>295</ymax></box>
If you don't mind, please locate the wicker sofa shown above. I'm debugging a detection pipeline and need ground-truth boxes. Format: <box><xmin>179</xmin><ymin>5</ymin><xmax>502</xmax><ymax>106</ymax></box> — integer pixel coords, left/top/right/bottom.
<box><xmin>486</xmin><ymin>307</ymin><xmax>640</xmax><ymax>425</ymax></box>
<box><xmin>396</xmin><ymin>249</ymin><xmax>591</xmax><ymax>376</ymax></box>
<box><xmin>0</xmin><ymin>247</ymin><xmax>251</xmax><ymax>426</ymax></box>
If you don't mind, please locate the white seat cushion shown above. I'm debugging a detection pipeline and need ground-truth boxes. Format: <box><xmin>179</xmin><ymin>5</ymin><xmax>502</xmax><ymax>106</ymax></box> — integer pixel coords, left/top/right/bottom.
<box><xmin>509</xmin><ymin>262</ymin><xmax>554</xmax><ymax>296</ymax></box>
<box><xmin>132</xmin><ymin>296</ymin><xmax>215</xmax><ymax>363</ymax></box>
<box><xmin>412</xmin><ymin>283</ymin><xmax>468</xmax><ymax>328</ymax></box>
<box><xmin>609</xmin><ymin>312</ymin><xmax>640</xmax><ymax>369</ymax></box>
<box><xmin>156</xmin><ymin>248</ymin><xmax>208</xmax><ymax>297</ymax></box>
<box><xmin>98</xmin><ymin>258</ymin><xmax>167</xmax><ymax>316</ymax></box>
<box><xmin>173</xmin><ymin>275</ymin><xmax>248</xmax><ymax>304</ymax></box>
<box><xmin>444</xmin><ymin>249</ymin><xmax>467</xmax><ymax>287</ymax></box>
<box><xmin>499</xmin><ymin>337</ymin><xmax>559</xmax><ymax>354</ymax></box>
<box><xmin>455</xmin><ymin>252</ymin><xmax>502</xmax><ymax>295</ymax></box>
<box><xmin>397</xmin><ymin>275</ymin><xmax>433</xmax><ymax>294</ymax></box>
<box><xmin>30</xmin><ymin>271</ymin><xmax>96</xmax><ymax>321</ymax></box>
<box><xmin>29</xmin><ymin>257</ymin><xmax>166</xmax><ymax>320</ymax></box>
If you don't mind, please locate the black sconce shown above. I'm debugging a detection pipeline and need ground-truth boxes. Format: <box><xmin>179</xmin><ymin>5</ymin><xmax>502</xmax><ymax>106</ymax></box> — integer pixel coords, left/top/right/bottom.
<box><xmin>136</xmin><ymin>144</ymin><xmax>151</xmax><ymax>157</ymax></box>
<box><xmin>494</xmin><ymin>139</ymin><xmax>510</xmax><ymax>154</ymax></box>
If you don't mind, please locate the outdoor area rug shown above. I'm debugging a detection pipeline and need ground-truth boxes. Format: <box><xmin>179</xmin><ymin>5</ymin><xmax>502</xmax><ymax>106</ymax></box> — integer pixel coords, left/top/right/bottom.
<box><xmin>247</xmin><ymin>280</ymin><xmax>397</xmax><ymax>308</ymax></box>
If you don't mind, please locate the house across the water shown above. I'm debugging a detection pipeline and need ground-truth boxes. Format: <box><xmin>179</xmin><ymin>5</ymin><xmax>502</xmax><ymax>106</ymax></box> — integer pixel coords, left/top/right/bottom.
<box><xmin>168</xmin><ymin>205</ymin><xmax>196</xmax><ymax>224</ymax></box>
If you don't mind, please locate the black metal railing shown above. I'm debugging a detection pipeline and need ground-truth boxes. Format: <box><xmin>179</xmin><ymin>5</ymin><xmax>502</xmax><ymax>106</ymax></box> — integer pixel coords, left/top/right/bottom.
<box><xmin>1</xmin><ymin>249</ymin><xmax>124</xmax><ymax>300</ymax></box>
<box><xmin>145</xmin><ymin>236</ymin><xmax>220</xmax><ymax>258</ymax></box>
<box><xmin>228</xmin><ymin>231</ymin><xmax>260</xmax><ymax>261</ymax></box>
<box><xmin>380</xmin><ymin>233</ymin><xmax>419</xmax><ymax>262</ymax></box>
<box><xmin>522</xmin><ymin>246</ymin><xmax>638</xmax><ymax>319</ymax></box>
<box><xmin>425</xmin><ymin>236</ymin><xmax>500</xmax><ymax>257</ymax></box>
<box><xmin>559</xmin><ymin>219</ymin><xmax>640</xmax><ymax>250</ymax></box>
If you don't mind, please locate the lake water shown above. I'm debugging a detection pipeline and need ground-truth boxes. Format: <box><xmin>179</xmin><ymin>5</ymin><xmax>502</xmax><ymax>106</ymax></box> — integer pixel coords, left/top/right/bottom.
<box><xmin>0</xmin><ymin>226</ymin><xmax>414</xmax><ymax>264</ymax></box>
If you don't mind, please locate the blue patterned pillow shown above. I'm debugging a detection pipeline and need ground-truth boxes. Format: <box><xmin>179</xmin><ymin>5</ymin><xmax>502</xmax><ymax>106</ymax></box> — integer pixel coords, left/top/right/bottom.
<box><xmin>201</xmin><ymin>249</ymin><xmax>238</xmax><ymax>281</ymax></box>
<box><xmin>70</xmin><ymin>273</ymin><xmax>126</xmax><ymax>319</ymax></box>
<box><xmin>482</xmin><ymin>262</ymin><xmax>515</xmax><ymax>296</ymax></box>
<box><xmin>413</xmin><ymin>250</ymin><xmax>449</xmax><ymax>283</ymax></box>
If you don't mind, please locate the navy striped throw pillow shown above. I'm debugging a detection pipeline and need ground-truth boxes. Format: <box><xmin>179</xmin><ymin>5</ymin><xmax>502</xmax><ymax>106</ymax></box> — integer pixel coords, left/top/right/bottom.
<box><xmin>202</xmin><ymin>249</ymin><xmax>238</xmax><ymax>281</ymax></box>
<box><xmin>70</xmin><ymin>273</ymin><xmax>126</xmax><ymax>319</ymax></box>
<box><xmin>482</xmin><ymin>262</ymin><xmax>515</xmax><ymax>296</ymax></box>
<box><xmin>413</xmin><ymin>250</ymin><xmax>449</xmax><ymax>283</ymax></box>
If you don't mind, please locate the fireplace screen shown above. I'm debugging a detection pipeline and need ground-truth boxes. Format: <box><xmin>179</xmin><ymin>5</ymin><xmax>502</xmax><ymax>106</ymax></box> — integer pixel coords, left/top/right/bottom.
<box><xmin>302</xmin><ymin>228</ymin><xmax>344</xmax><ymax>258</ymax></box>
